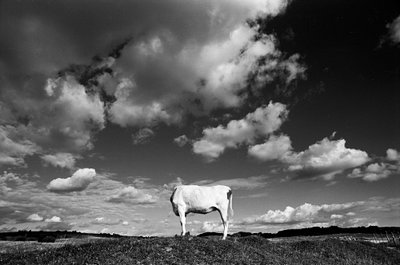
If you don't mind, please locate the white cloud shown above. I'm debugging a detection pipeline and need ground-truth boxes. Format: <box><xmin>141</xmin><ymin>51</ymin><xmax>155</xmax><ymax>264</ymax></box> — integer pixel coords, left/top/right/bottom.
<box><xmin>42</xmin><ymin>76</ymin><xmax>106</xmax><ymax>150</ymax></box>
<box><xmin>108</xmin><ymin>79</ymin><xmax>180</xmax><ymax>127</ymax></box>
<box><xmin>248</xmin><ymin>134</ymin><xmax>292</xmax><ymax>161</ymax></box>
<box><xmin>285</xmin><ymin>138</ymin><xmax>369</xmax><ymax>180</ymax></box>
<box><xmin>240</xmin><ymin>201</ymin><xmax>363</xmax><ymax>226</ymax></box>
<box><xmin>0</xmin><ymin>0</ymin><xmax>306</xmax><ymax>162</ymax></box>
<box><xmin>41</xmin><ymin>152</ymin><xmax>78</xmax><ymax>169</ymax></box>
<box><xmin>0</xmin><ymin>171</ymin><xmax>176</xmax><ymax>235</ymax></box>
<box><xmin>346</xmin><ymin>148</ymin><xmax>400</xmax><ymax>182</ymax></box>
<box><xmin>330</xmin><ymin>214</ymin><xmax>343</xmax><ymax>219</ymax></box>
<box><xmin>0</xmin><ymin>171</ymin><xmax>24</xmax><ymax>187</ymax></box>
<box><xmin>238</xmin><ymin>197</ymin><xmax>400</xmax><ymax>231</ymax></box>
<box><xmin>0</xmin><ymin>171</ymin><xmax>36</xmax><ymax>195</ymax></box>
<box><xmin>27</xmin><ymin>213</ymin><xmax>43</xmax><ymax>222</ymax></box>
<box><xmin>107</xmin><ymin>186</ymin><xmax>157</xmax><ymax>205</ymax></box>
<box><xmin>194</xmin><ymin>25</ymin><xmax>278</xmax><ymax>109</ymax></box>
<box><xmin>92</xmin><ymin>217</ymin><xmax>123</xmax><ymax>225</ymax></box>
<box><xmin>389</xmin><ymin>15</ymin><xmax>400</xmax><ymax>44</ymax></box>
<box><xmin>106</xmin><ymin>1</ymin><xmax>303</xmax><ymax>126</ymax></box>
<box><xmin>47</xmin><ymin>168</ymin><xmax>96</xmax><ymax>192</ymax></box>
<box><xmin>45</xmin><ymin>216</ymin><xmax>61</xmax><ymax>223</ymax></box>
<box><xmin>174</xmin><ymin>135</ymin><xmax>189</xmax><ymax>147</ymax></box>
<box><xmin>193</xmin><ymin>102</ymin><xmax>288</xmax><ymax>160</ymax></box>
<box><xmin>386</xmin><ymin>148</ymin><xmax>400</xmax><ymax>161</ymax></box>
<box><xmin>348</xmin><ymin>163</ymin><xmax>393</xmax><ymax>182</ymax></box>
<box><xmin>192</xmin><ymin>140</ymin><xmax>226</xmax><ymax>161</ymax></box>
<box><xmin>132</xmin><ymin>128</ymin><xmax>155</xmax><ymax>145</ymax></box>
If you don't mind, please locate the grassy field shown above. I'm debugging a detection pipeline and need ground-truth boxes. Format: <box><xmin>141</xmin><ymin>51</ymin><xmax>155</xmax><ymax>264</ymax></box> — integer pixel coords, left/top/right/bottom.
<box><xmin>1</xmin><ymin>235</ymin><xmax>399</xmax><ymax>265</ymax></box>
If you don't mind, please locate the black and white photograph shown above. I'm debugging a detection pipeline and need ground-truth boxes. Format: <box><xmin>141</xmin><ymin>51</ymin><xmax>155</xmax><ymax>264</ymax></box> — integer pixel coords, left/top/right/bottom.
<box><xmin>0</xmin><ymin>0</ymin><xmax>399</xmax><ymax>264</ymax></box>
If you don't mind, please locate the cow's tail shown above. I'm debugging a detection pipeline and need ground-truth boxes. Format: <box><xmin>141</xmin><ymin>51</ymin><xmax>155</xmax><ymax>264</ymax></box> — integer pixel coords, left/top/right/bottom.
<box><xmin>228</xmin><ymin>189</ymin><xmax>234</xmax><ymax>220</ymax></box>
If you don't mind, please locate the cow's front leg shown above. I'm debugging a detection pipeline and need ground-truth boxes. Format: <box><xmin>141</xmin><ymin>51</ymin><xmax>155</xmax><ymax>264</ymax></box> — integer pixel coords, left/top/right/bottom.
<box><xmin>178</xmin><ymin>208</ymin><xmax>187</xmax><ymax>236</ymax></box>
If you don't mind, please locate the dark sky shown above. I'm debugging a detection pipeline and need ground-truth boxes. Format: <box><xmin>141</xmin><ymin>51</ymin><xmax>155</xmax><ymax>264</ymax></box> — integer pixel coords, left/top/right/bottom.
<box><xmin>0</xmin><ymin>0</ymin><xmax>399</xmax><ymax>235</ymax></box>
<box><xmin>259</xmin><ymin>0</ymin><xmax>400</xmax><ymax>152</ymax></box>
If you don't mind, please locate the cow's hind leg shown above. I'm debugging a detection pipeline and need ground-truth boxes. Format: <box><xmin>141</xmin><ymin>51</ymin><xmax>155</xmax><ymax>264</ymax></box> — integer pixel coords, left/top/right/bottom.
<box><xmin>178</xmin><ymin>207</ymin><xmax>187</xmax><ymax>236</ymax></box>
<box><xmin>218</xmin><ymin>207</ymin><xmax>229</xmax><ymax>240</ymax></box>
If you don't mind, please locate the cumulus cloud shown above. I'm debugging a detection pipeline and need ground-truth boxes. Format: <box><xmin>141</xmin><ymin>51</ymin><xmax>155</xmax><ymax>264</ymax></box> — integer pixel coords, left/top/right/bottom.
<box><xmin>174</xmin><ymin>135</ymin><xmax>189</xmax><ymax>147</ymax></box>
<box><xmin>41</xmin><ymin>152</ymin><xmax>78</xmax><ymax>169</ymax></box>
<box><xmin>0</xmin><ymin>171</ymin><xmax>24</xmax><ymax>187</ymax></box>
<box><xmin>47</xmin><ymin>168</ymin><xmax>96</xmax><ymax>192</ymax></box>
<box><xmin>1</xmin><ymin>75</ymin><xmax>106</xmax><ymax>156</ymax></box>
<box><xmin>27</xmin><ymin>213</ymin><xmax>43</xmax><ymax>222</ymax></box>
<box><xmin>0</xmin><ymin>0</ymin><xmax>304</xmax><ymax>158</ymax></box>
<box><xmin>239</xmin><ymin>197</ymin><xmax>400</xmax><ymax>230</ymax></box>
<box><xmin>240</xmin><ymin>201</ymin><xmax>364</xmax><ymax>226</ymax></box>
<box><xmin>107</xmin><ymin>186</ymin><xmax>157</xmax><ymax>205</ymax></box>
<box><xmin>108</xmin><ymin>79</ymin><xmax>181</xmax><ymax>127</ymax></box>
<box><xmin>247</xmin><ymin>131</ymin><xmax>371</xmax><ymax>181</ymax></box>
<box><xmin>348</xmin><ymin>163</ymin><xmax>392</xmax><ymax>182</ymax></box>
<box><xmin>346</xmin><ymin>148</ymin><xmax>400</xmax><ymax>182</ymax></box>
<box><xmin>248</xmin><ymin>134</ymin><xmax>292</xmax><ymax>161</ymax></box>
<box><xmin>41</xmin><ymin>76</ymin><xmax>106</xmax><ymax>150</ymax></box>
<box><xmin>45</xmin><ymin>216</ymin><xmax>61</xmax><ymax>223</ymax></box>
<box><xmin>284</xmin><ymin>138</ymin><xmax>369</xmax><ymax>181</ymax></box>
<box><xmin>193</xmin><ymin>102</ymin><xmax>288</xmax><ymax>160</ymax></box>
<box><xmin>132</xmin><ymin>128</ymin><xmax>155</xmax><ymax>145</ymax></box>
<box><xmin>192</xmin><ymin>108</ymin><xmax>369</xmax><ymax>182</ymax></box>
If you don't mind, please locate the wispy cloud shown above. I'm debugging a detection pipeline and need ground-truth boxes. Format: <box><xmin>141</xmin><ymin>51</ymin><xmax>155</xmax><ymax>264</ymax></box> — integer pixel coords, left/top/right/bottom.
<box><xmin>0</xmin><ymin>171</ymin><xmax>176</xmax><ymax>235</ymax></box>
<box><xmin>192</xmin><ymin>175</ymin><xmax>270</xmax><ymax>190</ymax></box>
<box><xmin>0</xmin><ymin>126</ymin><xmax>39</xmax><ymax>167</ymax></box>
<box><xmin>106</xmin><ymin>186</ymin><xmax>158</xmax><ymax>205</ymax></box>
<box><xmin>41</xmin><ymin>152</ymin><xmax>79</xmax><ymax>169</ymax></box>
<box><xmin>174</xmin><ymin>135</ymin><xmax>189</xmax><ymax>147</ymax></box>
<box><xmin>132</xmin><ymin>128</ymin><xmax>155</xmax><ymax>145</ymax></box>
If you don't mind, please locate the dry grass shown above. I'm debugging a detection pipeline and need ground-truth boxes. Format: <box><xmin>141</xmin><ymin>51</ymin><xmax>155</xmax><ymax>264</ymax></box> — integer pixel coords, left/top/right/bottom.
<box><xmin>1</xmin><ymin>235</ymin><xmax>399</xmax><ymax>265</ymax></box>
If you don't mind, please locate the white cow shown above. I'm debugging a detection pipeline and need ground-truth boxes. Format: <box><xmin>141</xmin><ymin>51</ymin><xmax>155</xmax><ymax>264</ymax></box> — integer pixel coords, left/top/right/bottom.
<box><xmin>170</xmin><ymin>185</ymin><xmax>233</xmax><ymax>240</ymax></box>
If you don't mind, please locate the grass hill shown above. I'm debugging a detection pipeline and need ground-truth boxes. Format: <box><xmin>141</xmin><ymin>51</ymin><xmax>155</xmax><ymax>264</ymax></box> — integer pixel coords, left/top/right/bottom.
<box><xmin>1</xmin><ymin>235</ymin><xmax>400</xmax><ymax>264</ymax></box>
<box><xmin>1</xmin><ymin>226</ymin><xmax>399</xmax><ymax>264</ymax></box>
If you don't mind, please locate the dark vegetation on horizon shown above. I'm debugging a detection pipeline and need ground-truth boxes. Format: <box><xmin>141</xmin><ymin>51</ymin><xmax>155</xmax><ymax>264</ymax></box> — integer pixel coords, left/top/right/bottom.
<box><xmin>0</xmin><ymin>230</ymin><xmax>126</xmax><ymax>243</ymax></box>
<box><xmin>200</xmin><ymin>226</ymin><xmax>400</xmax><ymax>239</ymax></box>
<box><xmin>1</xmin><ymin>226</ymin><xmax>399</xmax><ymax>243</ymax></box>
